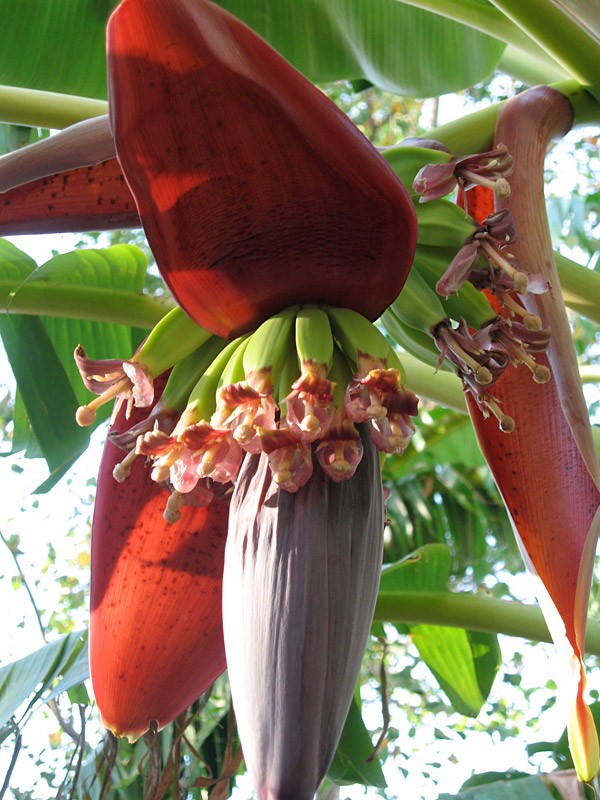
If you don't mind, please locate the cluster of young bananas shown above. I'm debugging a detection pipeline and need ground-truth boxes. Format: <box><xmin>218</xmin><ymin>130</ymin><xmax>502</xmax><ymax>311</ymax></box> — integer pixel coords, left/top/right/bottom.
<box><xmin>380</xmin><ymin>142</ymin><xmax>552</xmax><ymax>432</ymax></box>
<box><xmin>75</xmin><ymin>302</ymin><xmax>418</xmax><ymax>520</ymax></box>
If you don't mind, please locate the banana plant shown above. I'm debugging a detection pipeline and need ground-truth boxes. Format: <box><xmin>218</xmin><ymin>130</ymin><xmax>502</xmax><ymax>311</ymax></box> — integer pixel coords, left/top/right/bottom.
<box><xmin>0</xmin><ymin>1</ymin><xmax>599</xmax><ymax>798</ymax></box>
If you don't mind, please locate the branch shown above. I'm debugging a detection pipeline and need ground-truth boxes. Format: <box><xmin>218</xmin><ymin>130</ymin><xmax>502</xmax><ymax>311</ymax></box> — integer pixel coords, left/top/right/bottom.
<box><xmin>374</xmin><ymin>591</ymin><xmax>600</xmax><ymax>656</ymax></box>
<box><xmin>0</xmin><ymin>529</ymin><xmax>45</xmax><ymax>643</ymax></box>
<box><xmin>0</xmin><ymin>86</ymin><xmax>107</xmax><ymax>130</ymax></box>
<box><xmin>425</xmin><ymin>80</ymin><xmax>600</xmax><ymax>154</ymax></box>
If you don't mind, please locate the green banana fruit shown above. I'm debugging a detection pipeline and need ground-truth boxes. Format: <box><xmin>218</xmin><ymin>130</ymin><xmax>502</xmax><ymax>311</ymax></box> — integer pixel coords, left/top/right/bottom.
<box><xmin>389</xmin><ymin>265</ymin><xmax>448</xmax><ymax>334</ymax></box>
<box><xmin>325</xmin><ymin>305</ymin><xmax>390</xmax><ymax>368</ymax></box>
<box><xmin>218</xmin><ymin>335</ymin><xmax>251</xmax><ymax>389</ymax></box>
<box><xmin>187</xmin><ymin>335</ymin><xmax>249</xmax><ymax>423</ymax></box>
<box><xmin>380</xmin><ymin>307</ymin><xmax>450</xmax><ymax>372</ymax></box>
<box><xmin>295</xmin><ymin>305</ymin><xmax>334</xmax><ymax>370</ymax></box>
<box><xmin>413</xmin><ymin>245</ymin><xmax>497</xmax><ymax>329</ymax></box>
<box><xmin>415</xmin><ymin>198</ymin><xmax>477</xmax><ymax>250</ymax></box>
<box><xmin>137</xmin><ymin>304</ymin><xmax>215</xmax><ymax>378</ymax></box>
<box><xmin>159</xmin><ymin>337</ymin><xmax>230</xmax><ymax>412</ymax></box>
<box><xmin>242</xmin><ymin>306</ymin><xmax>299</xmax><ymax>392</ymax></box>
<box><xmin>276</xmin><ymin>335</ymin><xmax>302</xmax><ymax>407</ymax></box>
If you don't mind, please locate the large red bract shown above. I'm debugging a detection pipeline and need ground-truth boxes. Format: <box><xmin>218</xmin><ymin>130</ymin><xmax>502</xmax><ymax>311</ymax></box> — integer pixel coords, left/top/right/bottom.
<box><xmin>90</xmin><ymin>380</ymin><xmax>228</xmax><ymax>740</ymax></box>
<box><xmin>0</xmin><ymin>158</ymin><xmax>139</xmax><ymax>236</ymax></box>
<box><xmin>107</xmin><ymin>0</ymin><xmax>417</xmax><ymax>338</ymax></box>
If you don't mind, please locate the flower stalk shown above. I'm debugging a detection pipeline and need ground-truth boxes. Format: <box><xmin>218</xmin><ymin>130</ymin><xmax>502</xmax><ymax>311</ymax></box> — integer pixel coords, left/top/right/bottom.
<box><xmin>457</xmin><ymin>85</ymin><xmax>600</xmax><ymax>782</ymax></box>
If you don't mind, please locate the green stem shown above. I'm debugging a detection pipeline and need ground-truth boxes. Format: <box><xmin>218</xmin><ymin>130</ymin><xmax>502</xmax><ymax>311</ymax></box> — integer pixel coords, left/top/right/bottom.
<box><xmin>0</xmin><ymin>86</ymin><xmax>107</xmax><ymax>130</ymax></box>
<box><xmin>556</xmin><ymin>252</ymin><xmax>600</xmax><ymax>326</ymax></box>
<box><xmin>374</xmin><ymin>591</ymin><xmax>600</xmax><ymax>657</ymax></box>
<box><xmin>0</xmin><ymin>283</ymin><xmax>173</xmax><ymax>328</ymax></box>
<box><xmin>580</xmin><ymin>365</ymin><xmax>600</xmax><ymax>384</ymax></box>
<box><xmin>397</xmin><ymin>0</ymin><xmax>567</xmax><ymax>81</ymax></box>
<box><xmin>488</xmin><ymin>0</ymin><xmax>600</xmax><ymax>101</ymax></box>
<box><xmin>427</xmin><ymin>80</ymin><xmax>600</xmax><ymax>154</ymax></box>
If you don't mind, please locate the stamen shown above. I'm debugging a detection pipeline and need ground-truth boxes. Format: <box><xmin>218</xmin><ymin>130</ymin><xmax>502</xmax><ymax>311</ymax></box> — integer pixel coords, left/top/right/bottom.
<box><xmin>460</xmin><ymin>170</ymin><xmax>511</xmax><ymax>197</ymax></box>
<box><xmin>233</xmin><ymin>423</ymin><xmax>254</xmax><ymax>445</ymax></box>
<box><xmin>199</xmin><ymin>446</ymin><xmax>218</xmax><ymax>477</ymax></box>
<box><xmin>485</xmin><ymin>396</ymin><xmax>515</xmax><ymax>433</ymax></box>
<box><xmin>151</xmin><ymin>464</ymin><xmax>171</xmax><ymax>483</ymax></box>
<box><xmin>112</xmin><ymin>448</ymin><xmax>139</xmax><ymax>483</ymax></box>
<box><xmin>480</xmin><ymin>240</ymin><xmax>528</xmax><ymax>293</ymax></box>
<box><xmin>273</xmin><ymin>468</ymin><xmax>292</xmax><ymax>485</ymax></box>
<box><xmin>300</xmin><ymin>413</ymin><xmax>321</xmax><ymax>433</ymax></box>
<box><xmin>498</xmin><ymin>293</ymin><xmax>542</xmax><ymax>330</ymax></box>
<box><xmin>494</xmin><ymin>177</ymin><xmax>511</xmax><ymax>197</ymax></box>
<box><xmin>436</xmin><ymin>327</ymin><xmax>493</xmax><ymax>385</ymax></box>
<box><xmin>164</xmin><ymin>491</ymin><xmax>185</xmax><ymax>524</ymax></box>
<box><xmin>366</xmin><ymin>402</ymin><xmax>387</xmax><ymax>420</ymax></box>
<box><xmin>533</xmin><ymin>364</ymin><xmax>552</xmax><ymax>384</ymax></box>
<box><xmin>75</xmin><ymin>375</ymin><xmax>132</xmax><ymax>426</ymax></box>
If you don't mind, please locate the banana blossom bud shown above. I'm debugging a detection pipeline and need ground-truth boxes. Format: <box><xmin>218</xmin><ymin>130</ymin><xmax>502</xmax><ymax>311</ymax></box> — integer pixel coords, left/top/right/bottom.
<box><xmin>222</xmin><ymin>424</ymin><xmax>385</xmax><ymax>800</ymax></box>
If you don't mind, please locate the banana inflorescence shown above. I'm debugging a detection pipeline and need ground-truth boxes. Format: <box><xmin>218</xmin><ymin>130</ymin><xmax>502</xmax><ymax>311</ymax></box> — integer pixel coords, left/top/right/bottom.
<box><xmin>76</xmin><ymin>302</ymin><xmax>419</xmax><ymax>518</ymax></box>
<box><xmin>377</xmin><ymin>137</ymin><xmax>555</xmax><ymax>433</ymax></box>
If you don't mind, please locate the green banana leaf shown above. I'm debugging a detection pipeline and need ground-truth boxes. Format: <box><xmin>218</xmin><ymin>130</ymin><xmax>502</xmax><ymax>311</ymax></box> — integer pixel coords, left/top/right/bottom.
<box><xmin>0</xmin><ymin>240</ymin><xmax>148</xmax><ymax>488</ymax></box>
<box><xmin>217</xmin><ymin>0</ymin><xmax>506</xmax><ymax>96</ymax></box>
<box><xmin>328</xmin><ymin>696</ymin><xmax>387</xmax><ymax>788</ymax></box>
<box><xmin>379</xmin><ymin>545</ymin><xmax>502</xmax><ymax>716</ymax></box>
<box><xmin>437</xmin><ymin>773</ymin><xmax>561</xmax><ymax>800</ymax></box>
<box><xmin>0</xmin><ymin>0</ymin><xmax>504</xmax><ymax>104</ymax></box>
<box><xmin>0</xmin><ymin>630</ymin><xmax>87</xmax><ymax>737</ymax></box>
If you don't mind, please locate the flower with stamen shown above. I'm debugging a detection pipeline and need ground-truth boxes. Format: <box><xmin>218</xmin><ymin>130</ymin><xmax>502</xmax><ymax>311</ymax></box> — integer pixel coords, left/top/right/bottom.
<box><xmin>413</xmin><ymin>144</ymin><xmax>513</xmax><ymax>203</ymax></box>
<box><xmin>74</xmin><ymin>344</ymin><xmax>154</xmax><ymax>426</ymax></box>
<box><xmin>257</xmin><ymin>426</ymin><xmax>313</xmax><ymax>493</ymax></box>
<box><xmin>433</xmin><ymin>319</ymin><xmax>508</xmax><ymax>388</ymax></box>
<box><xmin>74</xmin><ymin>307</ymin><xmax>216</xmax><ymax>426</ymax></box>
<box><xmin>477</xmin><ymin>318</ymin><xmax>552</xmax><ymax>384</ymax></box>
<box><xmin>369</xmin><ymin>383</ymin><xmax>419</xmax><ymax>454</ymax></box>
<box><xmin>435</xmin><ymin>208</ymin><xmax>547</xmax><ymax>299</ymax></box>
<box><xmin>211</xmin><ymin>382</ymin><xmax>277</xmax><ymax>453</ymax></box>
<box><xmin>285</xmin><ymin>365</ymin><xmax>335</xmax><ymax>443</ymax></box>
<box><xmin>314</xmin><ymin>412</ymin><xmax>363</xmax><ymax>482</ymax></box>
<box><xmin>179</xmin><ymin>421</ymin><xmax>244</xmax><ymax>484</ymax></box>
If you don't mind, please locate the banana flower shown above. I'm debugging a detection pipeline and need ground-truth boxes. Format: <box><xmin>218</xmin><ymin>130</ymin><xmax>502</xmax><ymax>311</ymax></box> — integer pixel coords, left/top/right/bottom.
<box><xmin>223</xmin><ymin>424</ymin><xmax>385</xmax><ymax>800</ymax></box>
<box><xmin>459</xmin><ymin>85</ymin><xmax>600</xmax><ymax>781</ymax></box>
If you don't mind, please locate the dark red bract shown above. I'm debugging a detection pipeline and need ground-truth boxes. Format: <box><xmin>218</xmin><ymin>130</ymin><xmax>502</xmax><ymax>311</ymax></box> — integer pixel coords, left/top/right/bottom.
<box><xmin>107</xmin><ymin>0</ymin><xmax>417</xmax><ymax>338</ymax></box>
<box><xmin>90</xmin><ymin>377</ymin><xmax>228</xmax><ymax>740</ymax></box>
<box><xmin>0</xmin><ymin>158</ymin><xmax>139</xmax><ymax>236</ymax></box>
